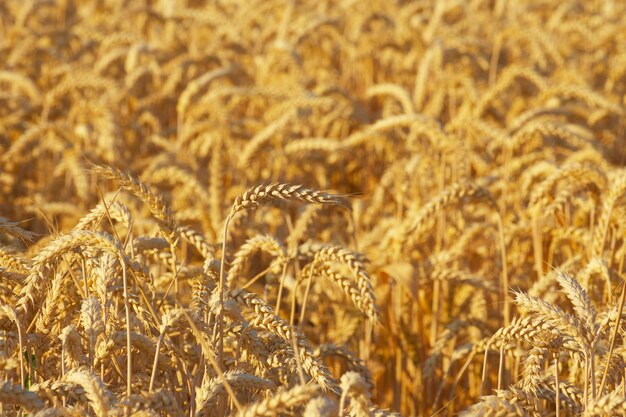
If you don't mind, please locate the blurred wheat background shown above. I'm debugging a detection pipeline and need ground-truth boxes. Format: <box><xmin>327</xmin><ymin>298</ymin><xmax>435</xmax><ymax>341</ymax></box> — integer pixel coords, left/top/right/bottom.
<box><xmin>1</xmin><ymin>0</ymin><xmax>626</xmax><ymax>416</ymax></box>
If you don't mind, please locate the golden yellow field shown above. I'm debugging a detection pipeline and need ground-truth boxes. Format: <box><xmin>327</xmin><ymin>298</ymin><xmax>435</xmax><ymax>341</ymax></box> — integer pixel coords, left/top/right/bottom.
<box><xmin>1</xmin><ymin>0</ymin><xmax>626</xmax><ymax>416</ymax></box>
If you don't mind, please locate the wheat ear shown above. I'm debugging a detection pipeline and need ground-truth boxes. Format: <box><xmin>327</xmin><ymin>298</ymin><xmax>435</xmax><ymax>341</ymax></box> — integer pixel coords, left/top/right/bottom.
<box><xmin>235</xmin><ymin>384</ymin><xmax>320</xmax><ymax>417</ymax></box>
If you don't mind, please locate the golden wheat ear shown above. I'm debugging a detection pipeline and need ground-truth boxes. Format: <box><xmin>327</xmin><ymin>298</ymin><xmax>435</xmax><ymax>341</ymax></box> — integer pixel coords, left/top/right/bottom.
<box><xmin>235</xmin><ymin>384</ymin><xmax>320</xmax><ymax>417</ymax></box>
<box><xmin>229</xmin><ymin>183</ymin><xmax>350</xmax><ymax>220</ymax></box>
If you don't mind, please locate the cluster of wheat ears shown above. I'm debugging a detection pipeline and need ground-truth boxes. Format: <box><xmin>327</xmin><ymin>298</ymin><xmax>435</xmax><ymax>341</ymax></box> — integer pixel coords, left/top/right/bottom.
<box><xmin>1</xmin><ymin>0</ymin><xmax>626</xmax><ymax>416</ymax></box>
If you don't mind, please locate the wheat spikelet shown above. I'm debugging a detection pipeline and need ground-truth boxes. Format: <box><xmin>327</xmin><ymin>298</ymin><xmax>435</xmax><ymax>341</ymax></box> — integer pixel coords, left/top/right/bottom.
<box><xmin>80</xmin><ymin>296</ymin><xmax>104</xmax><ymax>368</ymax></box>
<box><xmin>313</xmin><ymin>245</ymin><xmax>378</xmax><ymax>322</ymax></box>
<box><xmin>15</xmin><ymin>230</ymin><xmax>124</xmax><ymax>322</ymax></box>
<box><xmin>65</xmin><ymin>368</ymin><xmax>113</xmax><ymax>417</ymax></box>
<box><xmin>304</xmin><ymin>396</ymin><xmax>339</xmax><ymax>417</ymax></box>
<box><xmin>35</xmin><ymin>271</ymin><xmax>70</xmax><ymax>336</ymax></box>
<box><xmin>595</xmin><ymin>354</ymin><xmax>624</xmax><ymax>395</ymax></box>
<box><xmin>195</xmin><ymin>370</ymin><xmax>275</xmax><ymax>415</ymax></box>
<box><xmin>0</xmin><ymin>248</ymin><xmax>30</xmax><ymax>274</ymax></box>
<box><xmin>460</xmin><ymin>395</ymin><xmax>530</xmax><ymax>417</ymax></box>
<box><xmin>232</xmin><ymin>288</ymin><xmax>339</xmax><ymax>393</ymax></box>
<box><xmin>73</xmin><ymin>201</ymin><xmax>132</xmax><ymax>232</ymax></box>
<box><xmin>95</xmin><ymin>331</ymin><xmax>169</xmax><ymax>370</ymax></box>
<box><xmin>513</xmin><ymin>290</ymin><xmax>587</xmax><ymax>350</ymax></box>
<box><xmin>584</xmin><ymin>391</ymin><xmax>626</xmax><ymax>416</ymax></box>
<box><xmin>536</xmin><ymin>379</ymin><xmax>583</xmax><ymax>413</ymax></box>
<box><xmin>392</xmin><ymin>181</ymin><xmax>494</xmax><ymax>250</ymax></box>
<box><xmin>119</xmin><ymin>389</ymin><xmax>181</xmax><ymax>417</ymax></box>
<box><xmin>235</xmin><ymin>384</ymin><xmax>319</xmax><ymax>417</ymax></box>
<box><xmin>492</xmin><ymin>388</ymin><xmax>541</xmax><ymax>417</ymax></box>
<box><xmin>176</xmin><ymin>225</ymin><xmax>215</xmax><ymax>260</ymax></box>
<box><xmin>59</xmin><ymin>325</ymin><xmax>87</xmax><ymax>372</ymax></box>
<box><xmin>228</xmin><ymin>183</ymin><xmax>348</xmax><ymax>220</ymax></box>
<box><xmin>146</xmin><ymin>164</ymin><xmax>212</xmax><ymax>226</ymax></box>
<box><xmin>133</xmin><ymin>236</ymin><xmax>170</xmax><ymax>253</ymax></box>
<box><xmin>30</xmin><ymin>377</ymin><xmax>89</xmax><ymax>404</ymax></box>
<box><xmin>540</xmin><ymin>84</ymin><xmax>624</xmax><ymax>115</ymax></box>
<box><xmin>555</xmin><ymin>271</ymin><xmax>597</xmax><ymax>339</ymax></box>
<box><xmin>339</xmin><ymin>371</ymin><xmax>372</xmax><ymax>417</ymax></box>
<box><xmin>488</xmin><ymin>316</ymin><xmax>573</xmax><ymax>352</ymax></box>
<box><xmin>284</xmin><ymin>138</ymin><xmax>345</xmax><ymax>157</ymax></box>
<box><xmin>474</xmin><ymin>66</ymin><xmax>547</xmax><ymax>117</ymax></box>
<box><xmin>518</xmin><ymin>347</ymin><xmax>544</xmax><ymax>391</ymax></box>
<box><xmin>227</xmin><ymin>234</ymin><xmax>287</xmax><ymax>289</ymax></box>
<box><xmin>305</xmin><ymin>263</ymin><xmax>372</xmax><ymax>320</ymax></box>
<box><xmin>92</xmin><ymin>164</ymin><xmax>178</xmax><ymax>244</ymax></box>
<box><xmin>177</xmin><ymin>66</ymin><xmax>237</xmax><ymax>128</ymax></box>
<box><xmin>527</xmin><ymin>164</ymin><xmax>605</xmax><ymax>211</ymax></box>
<box><xmin>316</xmin><ymin>343</ymin><xmax>373</xmax><ymax>388</ymax></box>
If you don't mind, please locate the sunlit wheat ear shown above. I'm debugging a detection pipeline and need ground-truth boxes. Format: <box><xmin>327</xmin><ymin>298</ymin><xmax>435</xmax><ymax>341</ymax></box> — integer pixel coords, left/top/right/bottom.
<box><xmin>513</xmin><ymin>289</ymin><xmax>587</xmax><ymax>349</ymax></box>
<box><xmin>312</xmin><ymin>245</ymin><xmax>378</xmax><ymax>322</ymax></box>
<box><xmin>73</xmin><ymin>200</ymin><xmax>132</xmax><ymax>232</ymax></box>
<box><xmin>339</xmin><ymin>371</ymin><xmax>371</xmax><ymax>417</ymax></box>
<box><xmin>301</xmin><ymin>263</ymin><xmax>363</xmax><ymax>317</ymax></box>
<box><xmin>229</xmin><ymin>184</ymin><xmax>349</xmax><ymax>217</ymax></box>
<box><xmin>316</xmin><ymin>343</ymin><xmax>374</xmax><ymax>388</ymax></box>
<box><xmin>227</xmin><ymin>234</ymin><xmax>287</xmax><ymax>289</ymax></box>
<box><xmin>176</xmin><ymin>224</ymin><xmax>215</xmax><ymax>259</ymax></box>
<box><xmin>0</xmin><ymin>305</ymin><xmax>25</xmax><ymax>392</ymax></box>
<box><xmin>195</xmin><ymin>370</ymin><xmax>276</xmax><ymax>415</ymax></box>
<box><xmin>304</xmin><ymin>397</ymin><xmax>339</xmax><ymax>417</ymax></box>
<box><xmin>585</xmin><ymin>392</ymin><xmax>626</xmax><ymax>415</ymax></box>
<box><xmin>459</xmin><ymin>395</ymin><xmax>529</xmax><ymax>417</ymax></box>
<box><xmin>231</xmin><ymin>287</ymin><xmax>340</xmax><ymax>393</ymax></box>
<box><xmin>59</xmin><ymin>325</ymin><xmax>87</xmax><ymax>373</ymax></box>
<box><xmin>80</xmin><ymin>297</ymin><xmax>104</xmax><ymax>369</ymax></box>
<box><xmin>0</xmin><ymin>247</ymin><xmax>31</xmax><ymax>274</ymax></box>
<box><xmin>235</xmin><ymin>384</ymin><xmax>320</xmax><ymax>417</ymax></box>
<box><xmin>391</xmin><ymin>181</ymin><xmax>495</xmax><ymax>250</ymax></box>
<box><xmin>118</xmin><ymin>389</ymin><xmax>180</xmax><ymax>416</ymax></box>
<box><xmin>92</xmin><ymin>164</ymin><xmax>178</xmax><ymax>244</ymax></box>
<box><xmin>16</xmin><ymin>230</ymin><xmax>124</xmax><ymax>325</ymax></box>
<box><xmin>555</xmin><ymin>271</ymin><xmax>597</xmax><ymax>337</ymax></box>
<box><xmin>64</xmin><ymin>368</ymin><xmax>114</xmax><ymax>417</ymax></box>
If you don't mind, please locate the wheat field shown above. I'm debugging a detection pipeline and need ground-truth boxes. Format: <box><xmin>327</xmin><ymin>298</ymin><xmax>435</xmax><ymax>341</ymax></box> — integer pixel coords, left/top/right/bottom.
<box><xmin>1</xmin><ymin>0</ymin><xmax>626</xmax><ymax>416</ymax></box>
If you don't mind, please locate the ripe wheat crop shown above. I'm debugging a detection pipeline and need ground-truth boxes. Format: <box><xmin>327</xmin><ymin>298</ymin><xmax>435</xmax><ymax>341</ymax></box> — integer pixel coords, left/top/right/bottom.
<box><xmin>1</xmin><ymin>0</ymin><xmax>626</xmax><ymax>416</ymax></box>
